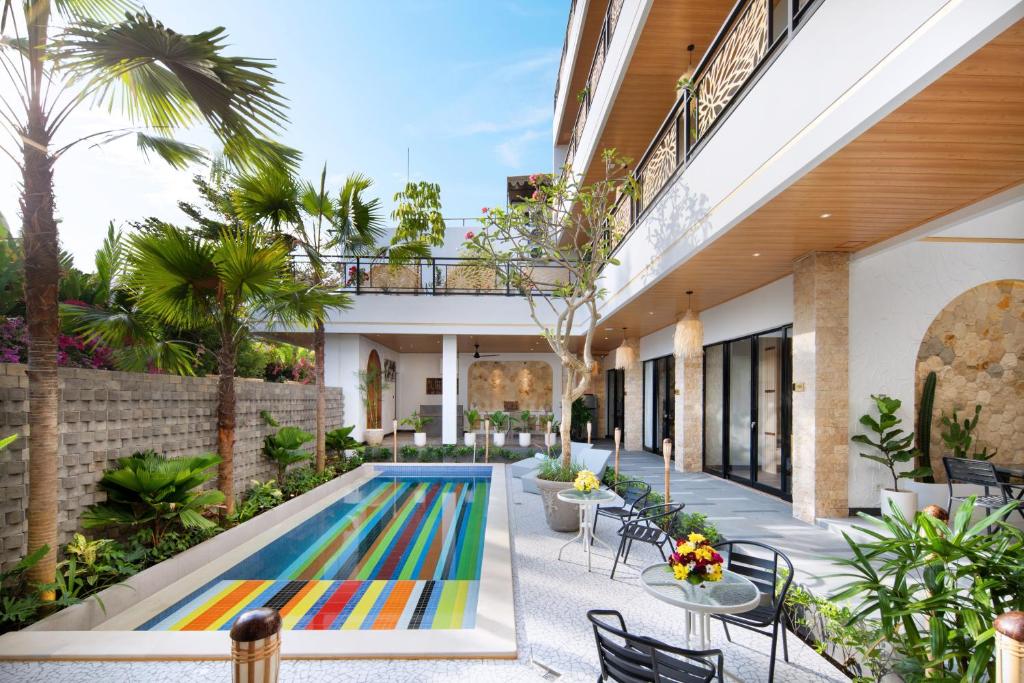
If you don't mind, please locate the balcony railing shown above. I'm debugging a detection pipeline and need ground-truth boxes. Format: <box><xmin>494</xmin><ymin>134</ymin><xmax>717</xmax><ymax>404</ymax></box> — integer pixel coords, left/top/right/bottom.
<box><xmin>311</xmin><ymin>256</ymin><xmax>573</xmax><ymax>296</ymax></box>
<box><xmin>564</xmin><ymin>0</ymin><xmax>625</xmax><ymax>170</ymax></box>
<box><xmin>554</xmin><ymin>0</ymin><xmax>580</xmax><ymax>108</ymax></box>
<box><xmin>606</xmin><ymin>0</ymin><xmax>823</xmax><ymax>252</ymax></box>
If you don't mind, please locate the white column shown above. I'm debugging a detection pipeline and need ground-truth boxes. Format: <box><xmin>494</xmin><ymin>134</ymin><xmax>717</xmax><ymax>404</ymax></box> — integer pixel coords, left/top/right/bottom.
<box><xmin>324</xmin><ymin>334</ymin><xmax>363</xmax><ymax>440</ymax></box>
<box><xmin>442</xmin><ymin>335</ymin><xmax>458</xmax><ymax>444</ymax></box>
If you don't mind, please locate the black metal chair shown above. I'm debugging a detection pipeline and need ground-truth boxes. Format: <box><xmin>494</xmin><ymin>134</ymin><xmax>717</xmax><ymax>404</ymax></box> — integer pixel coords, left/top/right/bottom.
<box><xmin>943</xmin><ymin>456</ymin><xmax>1024</xmax><ymax>521</ymax></box>
<box><xmin>588</xmin><ymin>609</ymin><xmax>723</xmax><ymax>683</ymax></box>
<box><xmin>610</xmin><ymin>502</ymin><xmax>683</xmax><ymax>579</ymax></box>
<box><xmin>711</xmin><ymin>540</ymin><xmax>793</xmax><ymax>683</ymax></box>
<box><xmin>595</xmin><ymin>478</ymin><xmax>652</xmax><ymax>535</ymax></box>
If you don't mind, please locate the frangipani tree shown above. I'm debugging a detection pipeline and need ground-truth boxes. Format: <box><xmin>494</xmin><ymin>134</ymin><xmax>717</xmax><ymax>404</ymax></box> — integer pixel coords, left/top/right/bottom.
<box><xmin>467</xmin><ymin>150</ymin><xmax>636</xmax><ymax>468</ymax></box>
<box><xmin>0</xmin><ymin>0</ymin><xmax>293</xmax><ymax>589</ymax></box>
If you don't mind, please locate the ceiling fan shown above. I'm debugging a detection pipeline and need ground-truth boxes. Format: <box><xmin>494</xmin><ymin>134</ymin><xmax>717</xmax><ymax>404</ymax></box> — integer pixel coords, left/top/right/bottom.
<box><xmin>473</xmin><ymin>343</ymin><xmax>499</xmax><ymax>359</ymax></box>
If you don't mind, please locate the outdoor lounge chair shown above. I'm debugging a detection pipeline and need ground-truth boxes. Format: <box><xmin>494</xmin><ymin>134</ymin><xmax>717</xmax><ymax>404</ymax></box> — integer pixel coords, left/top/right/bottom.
<box><xmin>711</xmin><ymin>540</ymin><xmax>793</xmax><ymax>683</ymax></box>
<box><xmin>610</xmin><ymin>502</ymin><xmax>683</xmax><ymax>579</ymax></box>
<box><xmin>943</xmin><ymin>456</ymin><xmax>1024</xmax><ymax>521</ymax></box>
<box><xmin>588</xmin><ymin>609</ymin><xmax>723</xmax><ymax>683</ymax></box>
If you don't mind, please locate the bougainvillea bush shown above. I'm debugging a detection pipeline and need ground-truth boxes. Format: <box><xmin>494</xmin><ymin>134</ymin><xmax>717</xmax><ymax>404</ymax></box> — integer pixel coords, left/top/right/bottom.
<box><xmin>1</xmin><ymin>317</ymin><xmax>114</xmax><ymax>370</ymax></box>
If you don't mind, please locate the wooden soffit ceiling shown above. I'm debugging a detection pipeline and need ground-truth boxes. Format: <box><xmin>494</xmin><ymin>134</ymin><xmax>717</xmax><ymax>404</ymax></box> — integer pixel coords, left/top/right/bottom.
<box><xmin>594</xmin><ymin>18</ymin><xmax>1024</xmax><ymax>343</ymax></box>
<box><xmin>556</xmin><ymin>1</ymin><xmax>609</xmax><ymax>145</ymax></box>
<box><xmin>361</xmin><ymin>333</ymin><xmax>585</xmax><ymax>355</ymax></box>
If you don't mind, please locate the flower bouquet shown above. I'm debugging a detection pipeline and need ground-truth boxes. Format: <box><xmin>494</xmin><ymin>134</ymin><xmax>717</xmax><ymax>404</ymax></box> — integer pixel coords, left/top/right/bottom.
<box><xmin>668</xmin><ymin>533</ymin><xmax>724</xmax><ymax>585</ymax></box>
<box><xmin>573</xmin><ymin>469</ymin><xmax>600</xmax><ymax>494</ymax></box>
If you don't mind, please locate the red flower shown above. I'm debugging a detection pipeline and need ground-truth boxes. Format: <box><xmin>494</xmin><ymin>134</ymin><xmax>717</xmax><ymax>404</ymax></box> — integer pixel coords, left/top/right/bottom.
<box><xmin>529</xmin><ymin>173</ymin><xmax>538</xmax><ymax>185</ymax></box>
<box><xmin>481</xmin><ymin>207</ymin><xmax>489</xmax><ymax>214</ymax></box>
<box><xmin>465</xmin><ymin>230</ymin><xmax>475</xmax><ymax>240</ymax></box>
<box><xmin>531</xmin><ymin>190</ymin><xmax>540</xmax><ymax>200</ymax></box>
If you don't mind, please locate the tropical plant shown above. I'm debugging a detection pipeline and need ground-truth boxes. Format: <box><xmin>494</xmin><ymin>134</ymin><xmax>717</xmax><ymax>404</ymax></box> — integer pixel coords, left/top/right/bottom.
<box><xmin>0</xmin><ymin>545</ymin><xmax>48</xmax><ymax>632</ymax></box>
<box><xmin>259</xmin><ymin>410</ymin><xmax>279</xmax><ymax>427</ymax></box>
<box><xmin>400</xmin><ymin>411</ymin><xmax>431</xmax><ymax>433</ymax></box>
<box><xmin>325</xmin><ymin>425</ymin><xmax>362</xmax><ymax>457</ymax></box>
<box><xmin>129</xmin><ymin>525</ymin><xmax>221</xmax><ymax>566</ymax></box>
<box><xmin>0</xmin><ymin>434</ymin><xmax>16</xmax><ymax>451</ymax></box>
<box><xmin>914</xmin><ymin>370</ymin><xmax>936</xmax><ymax>483</ymax></box>
<box><xmin>231</xmin><ymin>480</ymin><xmax>283</xmax><ymax>524</ymax></box>
<box><xmin>537</xmin><ymin>457</ymin><xmax>582</xmax><ymax>483</ymax></box>
<box><xmin>1</xmin><ymin>0</ymin><xmax>293</xmax><ymax>591</ymax></box>
<box><xmin>833</xmin><ymin>498</ymin><xmax>1024</xmax><ymax>682</ymax></box>
<box><xmin>106</xmin><ymin>224</ymin><xmax>347</xmax><ymax>513</ymax></box>
<box><xmin>852</xmin><ymin>395</ymin><xmax>930</xmax><ymax>492</ymax></box>
<box><xmin>667</xmin><ymin>511</ymin><xmax>721</xmax><ymax>545</ymax></box>
<box><xmin>467</xmin><ymin>149</ymin><xmax>638</xmax><ymax>468</ymax></box>
<box><xmin>81</xmin><ymin>451</ymin><xmax>225</xmax><ymax>547</ymax></box>
<box><xmin>280</xmin><ymin>465</ymin><xmax>335</xmax><ymax>499</ymax></box>
<box><xmin>515</xmin><ymin>410</ymin><xmax>533</xmax><ymax>433</ymax></box>
<box><xmin>571</xmin><ymin>397</ymin><xmax>592</xmax><ymax>440</ymax></box>
<box><xmin>940</xmin><ymin>404</ymin><xmax>996</xmax><ymax>461</ymax></box>
<box><xmin>61</xmin><ymin>534</ymin><xmax>141</xmax><ymax>593</ymax></box>
<box><xmin>391</xmin><ymin>181</ymin><xmax>445</xmax><ymax>247</ymax></box>
<box><xmin>263</xmin><ymin>426</ymin><xmax>313</xmax><ymax>483</ymax></box>
<box><xmin>357</xmin><ymin>365</ymin><xmax>391</xmax><ymax>430</ymax></box>
<box><xmin>464</xmin><ymin>408</ymin><xmax>481</xmax><ymax>432</ymax></box>
<box><xmin>488</xmin><ymin>411</ymin><xmax>510</xmax><ymax>434</ymax></box>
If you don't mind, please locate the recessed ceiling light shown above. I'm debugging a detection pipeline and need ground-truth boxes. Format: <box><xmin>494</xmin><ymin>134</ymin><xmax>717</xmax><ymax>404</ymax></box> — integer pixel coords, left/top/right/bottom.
<box><xmin>603</xmin><ymin>336</ymin><xmax>608</xmax><ymax>340</ymax></box>
<box><xmin>648</xmin><ymin>311</ymin><xmax>655</xmax><ymax>315</ymax></box>
<box><xmin>604</xmin><ymin>327</ymin><xmax>614</xmax><ymax>331</ymax></box>
<box><xmin>820</xmin><ymin>212</ymin><xmax>831</xmax><ymax>219</ymax></box>
<box><xmin>753</xmin><ymin>252</ymin><xmax>760</xmax><ymax>257</ymax></box>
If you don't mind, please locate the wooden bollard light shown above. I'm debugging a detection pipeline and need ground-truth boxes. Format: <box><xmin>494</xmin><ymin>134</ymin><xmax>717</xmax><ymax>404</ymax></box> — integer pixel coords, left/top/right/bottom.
<box><xmin>484</xmin><ymin>418</ymin><xmax>490</xmax><ymax>463</ymax></box>
<box><xmin>392</xmin><ymin>419</ymin><xmax>398</xmax><ymax>463</ymax></box>
<box><xmin>996</xmin><ymin>611</ymin><xmax>1024</xmax><ymax>683</ymax></box>
<box><xmin>613</xmin><ymin>427</ymin><xmax>621</xmax><ymax>482</ymax></box>
<box><xmin>662</xmin><ymin>439</ymin><xmax>672</xmax><ymax>503</ymax></box>
<box><xmin>231</xmin><ymin>608</ymin><xmax>281</xmax><ymax>683</ymax></box>
<box><xmin>586</xmin><ymin>421</ymin><xmax>592</xmax><ymax>445</ymax></box>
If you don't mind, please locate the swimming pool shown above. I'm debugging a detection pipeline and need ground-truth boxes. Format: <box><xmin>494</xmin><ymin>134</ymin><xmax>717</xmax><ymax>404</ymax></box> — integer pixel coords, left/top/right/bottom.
<box><xmin>140</xmin><ymin>466</ymin><xmax>491</xmax><ymax>632</ymax></box>
<box><xmin>0</xmin><ymin>463</ymin><xmax>516</xmax><ymax>660</ymax></box>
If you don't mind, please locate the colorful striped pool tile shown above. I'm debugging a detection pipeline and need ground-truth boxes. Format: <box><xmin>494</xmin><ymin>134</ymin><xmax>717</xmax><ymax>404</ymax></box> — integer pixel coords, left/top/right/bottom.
<box><xmin>138</xmin><ymin>469</ymin><xmax>491</xmax><ymax>631</ymax></box>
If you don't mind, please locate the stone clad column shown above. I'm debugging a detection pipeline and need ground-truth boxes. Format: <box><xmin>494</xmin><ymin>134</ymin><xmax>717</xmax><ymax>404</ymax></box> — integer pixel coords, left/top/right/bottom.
<box><xmin>791</xmin><ymin>252</ymin><xmax>850</xmax><ymax>523</ymax></box>
<box><xmin>442</xmin><ymin>335</ymin><xmax>458</xmax><ymax>445</ymax></box>
<box><xmin>622</xmin><ymin>338</ymin><xmax>643</xmax><ymax>451</ymax></box>
<box><xmin>675</xmin><ymin>351</ymin><xmax>703</xmax><ymax>472</ymax></box>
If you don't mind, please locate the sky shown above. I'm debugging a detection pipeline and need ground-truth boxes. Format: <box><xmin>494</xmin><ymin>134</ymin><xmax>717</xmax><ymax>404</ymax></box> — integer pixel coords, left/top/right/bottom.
<box><xmin>0</xmin><ymin>0</ymin><xmax>567</xmax><ymax>267</ymax></box>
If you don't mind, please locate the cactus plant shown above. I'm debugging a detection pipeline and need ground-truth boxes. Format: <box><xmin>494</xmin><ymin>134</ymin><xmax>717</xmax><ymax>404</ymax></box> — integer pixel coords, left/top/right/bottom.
<box><xmin>915</xmin><ymin>371</ymin><xmax>936</xmax><ymax>482</ymax></box>
<box><xmin>940</xmin><ymin>404</ymin><xmax>997</xmax><ymax>461</ymax></box>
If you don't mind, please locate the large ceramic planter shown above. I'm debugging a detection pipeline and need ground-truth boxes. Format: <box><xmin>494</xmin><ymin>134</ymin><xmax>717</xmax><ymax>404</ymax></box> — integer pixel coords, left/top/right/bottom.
<box><xmin>881</xmin><ymin>488</ymin><xmax>917</xmax><ymax>521</ymax></box>
<box><xmin>519</xmin><ymin>432</ymin><xmax>531</xmax><ymax>448</ymax></box>
<box><xmin>545</xmin><ymin>433</ymin><xmax>559</xmax><ymax>448</ymax></box>
<box><xmin>493</xmin><ymin>433</ymin><xmax>506</xmax><ymax>447</ymax></box>
<box><xmin>414</xmin><ymin>432</ymin><xmax>427</xmax><ymax>447</ymax></box>
<box><xmin>531</xmin><ymin>475</ymin><xmax>579</xmax><ymax>532</ymax></box>
<box><xmin>464</xmin><ymin>432</ymin><xmax>477</xmax><ymax>447</ymax></box>
<box><xmin>365</xmin><ymin>428</ymin><xmax>384</xmax><ymax>447</ymax></box>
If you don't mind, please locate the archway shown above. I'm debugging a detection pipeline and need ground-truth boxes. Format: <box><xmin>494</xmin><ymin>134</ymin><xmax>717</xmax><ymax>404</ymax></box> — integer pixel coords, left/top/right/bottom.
<box><xmin>366</xmin><ymin>350</ymin><xmax>382</xmax><ymax>429</ymax></box>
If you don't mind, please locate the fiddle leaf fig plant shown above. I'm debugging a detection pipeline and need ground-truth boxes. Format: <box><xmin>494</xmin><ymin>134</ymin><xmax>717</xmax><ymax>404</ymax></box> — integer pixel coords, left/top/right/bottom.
<box><xmin>852</xmin><ymin>394</ymin><xmax>931</xmax><ymax>492</ymax></box>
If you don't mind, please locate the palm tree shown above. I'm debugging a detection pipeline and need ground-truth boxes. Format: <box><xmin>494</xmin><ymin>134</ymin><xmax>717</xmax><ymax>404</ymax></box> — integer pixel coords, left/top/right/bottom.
<box><xmin>233</xmin><ymin>168</ymin><xmax>386</xmax><ymax>472</ymax></box>
<box><xmin>121</xmin><ymin>224</ymin><xmax>347</xmax><ymax>514</ymax></box>
<box><xmin>1</xmin><ymin>2</ymin><xmax>293</xmax><ymax>589</ymax></box>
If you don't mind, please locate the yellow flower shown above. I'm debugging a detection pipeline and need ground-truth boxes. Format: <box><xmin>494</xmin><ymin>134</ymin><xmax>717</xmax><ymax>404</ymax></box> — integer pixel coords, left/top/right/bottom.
<box><xmin>694</xmin><ymin>546</ymin><xmax>713</xmax><ymax>562</ymax></box>
<box><xmin>573</xmin><ymin>470</ymin><xmax>599</xmax><ymax>493</ymax></box>
<box><xmin>687</xmin><ymin>532</ymin><xmax>706</xmax><ymax>544</ymax></box>
<box><xmin>677</xmin><ymin>541</ymin><xmax>695</xmax><ymax>555</ymax></box>
<box><xmin>672</xmin><ymin>563</ymin><xmax>690</xmax><ymax>581</ymax></box>
<box><xmin>706</xmin><ymin>564</ymin><xmax>723</xmax><ymax>582</ymax></box>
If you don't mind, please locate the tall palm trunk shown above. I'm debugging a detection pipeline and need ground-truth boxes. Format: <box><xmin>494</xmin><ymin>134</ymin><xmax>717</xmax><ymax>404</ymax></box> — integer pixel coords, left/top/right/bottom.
<box><xmin>216</xmin><ymin>343</ymin><xmax>236</xmax><ymax>515</ymax></box>
<box><xmin>22</xmin><ymin>115</ymin><xmax>59</xmax><ymax>595</ymax></box>
<box><xmin>314</xmin><ymin>320</ymin><xmax>326</xmax><ymax>472</ymax></box>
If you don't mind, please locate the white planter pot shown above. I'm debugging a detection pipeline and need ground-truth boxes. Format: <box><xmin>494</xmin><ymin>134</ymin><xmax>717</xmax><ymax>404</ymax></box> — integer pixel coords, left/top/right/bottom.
<box><xmin>881</xmin><ymin>488</ymin><xmax>918</xmax><ymax>521</ymax></box>
<box><xmin>365</xmin><ymin>428</ymin><xmax>384</xmax><ymax>447</ymax></box>
<box><xmin>545</xmin><ymin>433</ymin><xmax>559</xmax><ymax>447</ymax></box>
<box><xmin>414</xmin><ymin>432</ymin><xmax>427</xmax><ymax>447</ymax></box>
<box><xmin>519</xmin><ymin>432</ymin><xmax>531</xmax><ymax>448</ymax></box>
<box><xmin>493</xmin><ymin>433</ymin><xmax>506</xmax><ymax>447</ymax></box>
<box><xmin>464</xmin><ymin>432</ymin><xmax>477</xmax><ymax>447</ymax></box>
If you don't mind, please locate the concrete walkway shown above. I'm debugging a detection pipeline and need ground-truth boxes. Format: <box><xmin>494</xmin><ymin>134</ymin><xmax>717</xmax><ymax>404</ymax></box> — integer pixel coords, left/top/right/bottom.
<box><xmin>613</xmin><ymin>447</ymin><xmax>855</xmax><ymax>595</ymax></box>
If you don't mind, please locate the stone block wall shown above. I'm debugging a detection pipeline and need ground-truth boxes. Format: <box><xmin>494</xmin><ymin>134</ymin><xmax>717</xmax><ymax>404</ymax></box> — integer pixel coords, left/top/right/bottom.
<box><xmin>0</xmin><ymin>364</ymin><xmax>342</xmax><ymax>568</ymax></box>
<box><xmin>622</xmin><ymin>339</ymin><xmax>643</xmax><ymax>451</ymax></box>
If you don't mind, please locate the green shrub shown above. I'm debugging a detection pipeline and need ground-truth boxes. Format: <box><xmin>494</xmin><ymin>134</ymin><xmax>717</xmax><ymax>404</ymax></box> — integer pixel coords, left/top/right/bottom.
<box><xmin>363</xmin><ymin>446</ymin><xmax>392</xmax><ymax>462</ymax></box>
<box><xmin>263</xmin><ymin>426</ymin><xmax>313</xmax><ymax>483</ymax></box>
<box><xmin>667</xmin><ymin>511</ymin><xmax>720</xmax><ymax>544</ymax></box>
<box><xmin>455</xmin><ymin>446</ymin><xmax>473</xmax><ymax>459</ymax></box>
<box><xmin>231</xmin><ymin>480</ymin><xmax>283</xmax><ymax>524</ymax></box>
<box><xmin>0</xmin><ymin>546</ymin><xmax>49</xmax><ymax>633</ymax></box>
<box><xmin>281</xmin><ymin>465</ymin><xmax>336</xmax><ymax>499</ymax></box>
<box><xmin>325</xmin><ymin>425</ymin><xmax>361</xmax><ymax>457</ymax></box>
<box><xmin>130</xmin><ymin>526</ymin><xmax>222</xmax><ymax>566</ymax></box>
<box><xmin>82</xmin><ymin>451</ymin><xmax>224</xmax><ymax>547</ymax></box>
<box><xmin>537</xmin><ymin>458</ymin><xmax>581</xmax><ymax>482</ymax></box>
<box><xmin>335</xmin><ymin>454</ymin><xmax>364</xmax><ymax>474</ymax></box>
<box><xmin>61</xmin><ymin>533</ymin><xmax>142</xmax><ymax>594</ymax></box>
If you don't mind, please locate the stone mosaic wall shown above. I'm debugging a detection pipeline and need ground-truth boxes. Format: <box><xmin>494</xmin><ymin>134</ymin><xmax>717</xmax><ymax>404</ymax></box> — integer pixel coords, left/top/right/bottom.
<box><xmin>466</xmin><ymin>360</ymin><xmax>553</xmax><ymax>412</ymax></box>
<box><xmin>916</xmin><ymin>279</ymin><xmax>1024</xmax><ymax>475</ymax></box>
<box><xmin>0</xmin><ymin>364</ymin><xmax>342</xmax><ymax>568</ymax></box>
<box><xmin>622</xmin><ymin>339</ymin><xmax>643</xmax><ymax>451</ymax></box>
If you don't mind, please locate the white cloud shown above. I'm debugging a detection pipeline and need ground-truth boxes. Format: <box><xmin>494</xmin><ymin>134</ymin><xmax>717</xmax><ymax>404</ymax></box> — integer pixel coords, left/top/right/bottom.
<box><xmin>496</xmin><ymin>129</ymin><xmax>545</xmax><ymax>167</ymax></box>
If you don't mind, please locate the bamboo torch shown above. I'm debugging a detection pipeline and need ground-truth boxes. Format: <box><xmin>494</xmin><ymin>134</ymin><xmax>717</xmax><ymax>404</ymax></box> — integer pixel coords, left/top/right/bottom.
<box><xmin>587</xmin><ymin>421</ymin><xmax>592</xmax><ymax>445</ymax></box>
<box><xmin>662</xmin><ymin>439</ymin><xmax>672</xmax><ymax>503</ymax></box>
<box><xmin>484</xmin><ymin>418</ymin><xmax>490</xmax><ymax>463</ymax></box>
<box><xmin>392</xmin><ymin>420</ymin><xmax>398</xmax><ymax>463</ymax></box>
<box><xmin>613</xmin><ymin>427</ymin><xmax>621</xmax><ymax>483</ymax></box>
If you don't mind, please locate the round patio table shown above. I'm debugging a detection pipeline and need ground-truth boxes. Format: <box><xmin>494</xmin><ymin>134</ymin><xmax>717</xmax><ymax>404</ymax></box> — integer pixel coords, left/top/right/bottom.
<box><xmin>556</xmin><ymin>488</ymin><xmax>618</xmax><ymax>572</ymax></box>
<box><xmin>640</xmin><ymin>562</ymin><xmax>760</xmax><ymax>655</ymax></box>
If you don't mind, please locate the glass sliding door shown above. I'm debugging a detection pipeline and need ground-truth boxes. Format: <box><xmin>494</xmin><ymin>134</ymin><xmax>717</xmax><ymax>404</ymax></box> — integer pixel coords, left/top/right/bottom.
<box><xmin>642</xmin><ymin>355</ymin><xmax>675</xmax><ymax>454</ymax></box>
<box><xmin>702</xmin><ymin>326</ymin><xmax>792</xmax><ymax>498</ymax></box>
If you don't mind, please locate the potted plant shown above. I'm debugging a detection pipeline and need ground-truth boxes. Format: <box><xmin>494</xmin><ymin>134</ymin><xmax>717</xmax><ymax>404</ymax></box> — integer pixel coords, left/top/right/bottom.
<box><xmin>489</xmin><ymin>411</ymin><xmax>509</xmax><ymax>447</ymax></box>
<box><xmin>546</xmin><ymin>417</ymin><xmax>560</xmax><ymax>447</ymax></box>
<box><xmin>529</xmin><ymin>458</ymin><xmax>582</xmax><ymax>531</ymax></box>
<box><xmin>401</xmin><ymin>411</ymin><xmax>431</xmax><ymax>447</ymax></box>
<box><xmin>464</xmin><ymin>409</ymin><xmax>480</xmax><ymax>447</ymax></box>
<box><xmin>358</xmin><ymin>366</ymin><xmax>390</xmax><ymax>446</ymax></box>
<box><xmin>516</xmin><ymin>410</ymin><xmax>533</xmax><ymax>448</ymax></box>
<box><xmin>325</xmin><ymin>425</ymin><xmax>363</xmax><ymax>461</ymax></box>
<box><xmin>852</xmin><ymin>394</ymin><xmax>931</xmax><ymax>520</ymax></box>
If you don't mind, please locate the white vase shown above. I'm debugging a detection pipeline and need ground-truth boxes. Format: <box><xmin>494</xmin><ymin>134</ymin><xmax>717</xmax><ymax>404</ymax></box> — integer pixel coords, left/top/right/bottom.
<box><xmin>545</xmin><ymin>433</ymin><xmax>559</xmax><ymax>447</ymax></box>
<box><xmin>414</xmin><ymin>432</ymin><xmax>426</xmax><ymax>447</ymax></box>
<box><xmin>519</xmin><ymin>432</ymin><xmax>531</xmax><ymax>448</ymax></box>
<box><xmin>464</xmin><ymin>432</ymin><xmax>477</xmax><ymax>447</ymax></box>
<box><xmin>493</xmin><ymin>433</ymin><xmax>506</xmax><ymax>447</ymax></box>
<box><xmin>365</xmin><ymin>428</ymin><xmax>384</xmax><ymax>446</ymax></box>
<box><xmin>881</xmin><ymin>488</ymin><xmax>918</xmax><ymax>521</ymax></box>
